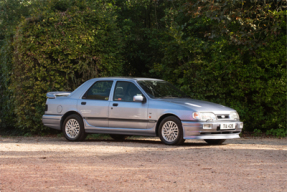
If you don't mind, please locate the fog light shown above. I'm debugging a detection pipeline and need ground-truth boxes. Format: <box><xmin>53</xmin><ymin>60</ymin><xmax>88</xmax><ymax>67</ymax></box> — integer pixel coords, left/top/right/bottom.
<box><xmin>203</xmin><ymin>124</ymin><xmax>212</xmax><ymax>129</ymax></box>
<box><xmin>239</xmin><ymin>123</ymin><xmax>243</xmax><ymax>128</ymax></box>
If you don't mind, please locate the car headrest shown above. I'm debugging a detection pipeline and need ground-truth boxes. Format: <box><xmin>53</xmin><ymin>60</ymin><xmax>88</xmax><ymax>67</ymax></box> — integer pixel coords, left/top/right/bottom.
<box><xmin>115</xmin><ymin>87</ymin><xmax>123</xmax><ymax>94</ymax></box>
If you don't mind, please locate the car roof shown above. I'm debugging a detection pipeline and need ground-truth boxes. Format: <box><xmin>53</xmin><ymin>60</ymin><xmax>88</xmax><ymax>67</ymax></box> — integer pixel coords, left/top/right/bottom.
<box><xmin>90</xmin><ymin>77</ymin><xmax>163</xmax><ymax>81</ymax></box>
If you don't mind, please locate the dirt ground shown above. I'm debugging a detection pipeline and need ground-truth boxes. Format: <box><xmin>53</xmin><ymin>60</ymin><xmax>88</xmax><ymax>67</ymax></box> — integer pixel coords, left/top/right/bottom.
<box><xmin>0</xmin><ymin>136</ymin><xmax>287</xmax><ymax>192</ymax></box>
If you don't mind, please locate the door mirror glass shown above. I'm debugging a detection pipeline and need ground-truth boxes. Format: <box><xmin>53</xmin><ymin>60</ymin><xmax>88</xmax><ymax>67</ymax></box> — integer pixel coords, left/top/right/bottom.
<box><xmin>133</xmin><ymin>95</ymin><xmax>144</xmax><ymax>102</ymax></box>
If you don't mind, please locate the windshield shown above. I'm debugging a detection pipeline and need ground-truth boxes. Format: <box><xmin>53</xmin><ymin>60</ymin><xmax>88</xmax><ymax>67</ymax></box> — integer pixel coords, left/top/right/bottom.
<box><xmin>137</xmin><ymin>80</ymin><xmax>188</xmax><ymax>98</ymax></box>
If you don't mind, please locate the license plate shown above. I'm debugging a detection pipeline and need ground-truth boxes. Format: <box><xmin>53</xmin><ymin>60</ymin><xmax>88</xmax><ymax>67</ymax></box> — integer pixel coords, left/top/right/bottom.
<box><xmin>220</xmin><ymin>123</ymin><xmax>235</xmax><ymax>129</ymax></box>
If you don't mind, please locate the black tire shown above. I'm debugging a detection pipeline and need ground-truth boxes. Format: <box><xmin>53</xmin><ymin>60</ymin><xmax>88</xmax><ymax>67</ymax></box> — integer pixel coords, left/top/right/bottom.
<box><xmin>158</xmin><ymin>116</ymin><xmax>185</xmax><ymax>145</ymax></box>
<box><xmin>204</xmin><ymin>139</ymin><xmax>226</xmax><ymax>145</ymax></box>
<box><xmin>110</xmin><ymin>134</ymin><xmax>127</xmax><ymax>141</ymax></box>
<box><xmin>62</xmin><ymin>114</ymin><xmax>87</xmax><ymax>141</ymax></box>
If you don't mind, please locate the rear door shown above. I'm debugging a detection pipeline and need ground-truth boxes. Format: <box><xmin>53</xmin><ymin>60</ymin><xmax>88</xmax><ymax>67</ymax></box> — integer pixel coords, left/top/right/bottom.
<box><xmin>78</xmin><ymin>80</ymin><xmax>114</xmax><ymax>127</ymax></box>
<box><xmin>108</xmin><ymin>81</ymin><xmax>148</xmax><ymax>129</ymax></box>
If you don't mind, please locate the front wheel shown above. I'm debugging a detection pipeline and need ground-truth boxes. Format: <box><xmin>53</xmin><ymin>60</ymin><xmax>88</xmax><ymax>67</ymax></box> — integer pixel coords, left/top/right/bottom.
<box><xmin>62</xmin><ymin>114</ymin><xmax>87</xmax><ymax>141</ymax></box>
<box><xmin>204</xmin><ymin>139</ymin><xmax>226</xmax><ymax>145</ymax></box>
<box><xmin>158</xmin><ymin>116</ymin><xmax>185</xmax><ymax>145</ymax></box>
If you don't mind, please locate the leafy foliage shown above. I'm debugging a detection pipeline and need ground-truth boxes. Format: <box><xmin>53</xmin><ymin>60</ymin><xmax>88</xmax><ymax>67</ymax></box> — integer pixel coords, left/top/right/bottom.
<box><xmin>252</xmin><ymin>129</ymin><xmax>262</xmax><ymax>137</ymax></box>
<box><xmin>150</xmin><ymin>0</ymin><xmax>286</xmax><ymax>132</ymax></box>
<box><xmin>8</xmin><ymin>0</ymin><xmax>124</xmax><ymax>132</ymax></box>
<box><xmin>266</xmin><ymin>128</ymin><xmax>287</xmax><ymax>138</ymax></box>
<box><xmin>0</xmin><ymin>0</ymin><xmax>286</xmax><ymax>135</ymax></box>
<box><xmin>0</xmin><ymin>0</ymin><xmax>37</xmax><ymax>131</ymax></box>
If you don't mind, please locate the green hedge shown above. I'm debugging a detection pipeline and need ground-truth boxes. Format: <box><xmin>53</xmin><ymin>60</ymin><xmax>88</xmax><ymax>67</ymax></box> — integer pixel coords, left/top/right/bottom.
<box><xmin>152</xmin><ymin>35</ymin><xmax>286</xmax><ymax>131</ymax></box>
<box><xmin>0</xmin><ymin>0</ymin><xmax>35</xmax><ymax>132</ymax></box>
<box><xmin>150</xmin><ymin>0</ymin><xmax>287</xmax><ymax>131</ymax></box>
<box><xmin>9</xmin><ymin>0</ymin><xmax>124</xmax><ymax>132</ymax></box>
<box><xmin>0</xmin><ymin>0</ymin><xmax>286</xmax><ymax>135</ymax></box>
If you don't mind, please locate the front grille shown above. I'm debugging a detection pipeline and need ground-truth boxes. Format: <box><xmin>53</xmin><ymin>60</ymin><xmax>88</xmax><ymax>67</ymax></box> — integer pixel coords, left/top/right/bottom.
<box><xmin>217</xmin><ymin>114</ymin><xmax>229</xmax><ymax>119</ymax></box>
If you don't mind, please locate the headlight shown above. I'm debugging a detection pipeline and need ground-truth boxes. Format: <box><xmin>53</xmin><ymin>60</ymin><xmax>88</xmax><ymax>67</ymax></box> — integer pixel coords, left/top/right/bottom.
<box><xmin>192</xmin><ymin>112</ymin><xmax>217</xmax><ymax>121</ymax></box>
<box><xmin>230</xmin><ymin>112</ymin><xmax>240</xmax><ymax>120</ymax></box>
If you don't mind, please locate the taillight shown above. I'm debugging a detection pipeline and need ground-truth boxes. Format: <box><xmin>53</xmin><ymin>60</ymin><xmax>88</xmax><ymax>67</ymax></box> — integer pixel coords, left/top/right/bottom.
<box><xmin>45</xmin><ymin>105</ymin><xmax>48</xmax><ymax>111</ymax></box>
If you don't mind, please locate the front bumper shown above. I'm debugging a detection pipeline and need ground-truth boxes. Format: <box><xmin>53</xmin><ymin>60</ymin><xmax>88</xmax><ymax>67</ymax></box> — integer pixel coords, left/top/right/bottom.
<box><xmin>42</xmin><ymin>114</ymin><xmax>62</xmax><ymax>130</ymax></box>
<box><xmin>182</xmin><ymin>120</ymin><xmax>243</xmax><ymax>140</ymax></box>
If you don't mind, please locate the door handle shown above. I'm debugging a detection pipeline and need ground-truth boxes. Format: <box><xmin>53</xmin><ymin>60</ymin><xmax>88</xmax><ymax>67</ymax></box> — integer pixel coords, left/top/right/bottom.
<box><xmin>113</xmin><ymin>103</ymin><xmax>118</xmax><ymax>107</ymax></box>
<box><xmin>81</xmin><ymin>102</ymin><xmax>86</xmax><ymax>105</ymax></box>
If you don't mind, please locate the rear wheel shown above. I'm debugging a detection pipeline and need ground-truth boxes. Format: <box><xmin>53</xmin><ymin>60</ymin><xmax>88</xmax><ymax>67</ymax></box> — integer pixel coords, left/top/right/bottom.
<box><xmin>158</xmin><ymin>116</ymin><xmax>185</xmax><ymax>145</ymax></box>
<box><xmin>110</xmin><ymin>134</ymin><xmax>127</xmax><ymax>141</ymax></box>
<box><xmin>62</xmin><ymin>114</ymin><xmax>87</xmax><ymax>141</ymax></box>
<box><xmin>204</xmin><ymin>139</ymin><xmax>226</xmax><ymax>145</ymax></box>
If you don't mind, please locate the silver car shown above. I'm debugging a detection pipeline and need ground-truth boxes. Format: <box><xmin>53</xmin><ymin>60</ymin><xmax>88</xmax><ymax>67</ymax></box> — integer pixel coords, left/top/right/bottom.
<box><xmin>42</xmin><ymin>77</ymin><xmax>243</xmax><ymax>145</ymax></box>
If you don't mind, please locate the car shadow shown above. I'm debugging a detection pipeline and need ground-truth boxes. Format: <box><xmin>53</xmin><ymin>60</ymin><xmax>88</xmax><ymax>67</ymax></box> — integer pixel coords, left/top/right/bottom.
<box><xmin>84</xmin><ymin>138</ymin><xmax>209</xmax><ymax>147</ymax></box>
<box><xmin>1</xmin><ymin>136</ymin><xmax>286</xmax><ymax>146</ymax></box>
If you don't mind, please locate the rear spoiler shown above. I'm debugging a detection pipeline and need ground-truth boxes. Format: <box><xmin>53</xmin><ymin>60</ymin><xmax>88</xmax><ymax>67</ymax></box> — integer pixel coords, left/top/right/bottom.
<box><xmin>46</xmin><ymin>91</ymin><xmax>72</xmax><ymax>99</ymax></box>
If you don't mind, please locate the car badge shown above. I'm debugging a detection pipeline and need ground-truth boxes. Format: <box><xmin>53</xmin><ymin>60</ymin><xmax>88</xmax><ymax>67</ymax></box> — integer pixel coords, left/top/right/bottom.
<box><xmin>221</xmin><ymin>115</ymin><xmax>225</xmax><ymax>118</ymax></box>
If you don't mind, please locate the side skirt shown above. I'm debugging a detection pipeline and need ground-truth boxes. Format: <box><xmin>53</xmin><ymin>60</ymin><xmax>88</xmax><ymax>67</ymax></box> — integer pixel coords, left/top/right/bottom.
<box><xmin>85</xmin><ymin>128</ymin><xmax>156</xmax><ymax>136</ymax></box>
<box><xmin>83</xmin><ymin>119</ymin><xmax>157</xmax><ymax>136</ymax></box>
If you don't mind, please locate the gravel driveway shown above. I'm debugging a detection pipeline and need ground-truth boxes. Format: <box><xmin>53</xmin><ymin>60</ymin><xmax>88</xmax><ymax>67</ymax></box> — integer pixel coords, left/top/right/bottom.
<box><xmin>0</xmin><ymin>136</ymin><xmax>286</xmax><ymax>192</ymax></box>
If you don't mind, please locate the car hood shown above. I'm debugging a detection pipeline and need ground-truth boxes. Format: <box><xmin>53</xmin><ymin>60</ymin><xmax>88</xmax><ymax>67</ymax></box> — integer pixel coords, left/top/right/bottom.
<box><xmin>157</xmin><ymin>98</ymin><xmax>235</xmax><ymax>113</ymax></box>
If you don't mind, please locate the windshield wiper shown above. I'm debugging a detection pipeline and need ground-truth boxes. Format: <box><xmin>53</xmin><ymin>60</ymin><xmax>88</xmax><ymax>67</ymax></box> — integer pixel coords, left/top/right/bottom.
<box><xmin>156</xmin><ymin>96</ymin><xmax>190</xmax><ymax>99</ymax></box>
<box><xmin>158</xmin><ymin>96</ymin><xmax>178</xmax><ymax>98</ymax></box>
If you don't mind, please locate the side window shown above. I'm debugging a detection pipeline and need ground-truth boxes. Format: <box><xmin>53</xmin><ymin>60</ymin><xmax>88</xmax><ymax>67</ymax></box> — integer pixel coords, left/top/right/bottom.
<box><xmin>113</xmin><ymin>82</ymin><xmax>143</xmax><ymax>102</ymax></box>
<box><xmin>84</xmin><ymin>81</ymin><xmax>113</xmax><ymax>100</ymax></box>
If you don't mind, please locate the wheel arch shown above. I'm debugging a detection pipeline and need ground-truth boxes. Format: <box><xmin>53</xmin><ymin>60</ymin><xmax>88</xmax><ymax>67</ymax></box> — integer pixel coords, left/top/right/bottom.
<box><xmin>155</xmin><ymin>113</ymin><xmax>182</xmax><ymax>136</ymax></box>
<box><xmin>60</xmin><ymin>111</ymin><xmax>83</xmax><ymax>130</ymax></box>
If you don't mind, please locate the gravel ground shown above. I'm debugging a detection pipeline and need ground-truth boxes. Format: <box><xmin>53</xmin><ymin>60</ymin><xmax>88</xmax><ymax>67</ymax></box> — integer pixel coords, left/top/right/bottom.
<box><xmin>0</xmin><ymin>136</ymin><xmax>287</xmax><ymax>192</ymax></box>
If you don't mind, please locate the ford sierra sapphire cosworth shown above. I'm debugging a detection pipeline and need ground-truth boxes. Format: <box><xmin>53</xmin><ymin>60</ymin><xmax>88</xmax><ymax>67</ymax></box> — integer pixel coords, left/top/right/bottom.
<box><xmin>42</xmin><ymin>77</ymin><xmax>243</xmax><ymax>145</ymax></box>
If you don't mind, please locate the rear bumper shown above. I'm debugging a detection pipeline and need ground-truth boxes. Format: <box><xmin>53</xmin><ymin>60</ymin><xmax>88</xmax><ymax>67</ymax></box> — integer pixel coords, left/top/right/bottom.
<box><xmin>182</xmin><ymin>120</ymin><xmax>243</xmax><ymax>140</ymax></box>
<box><xmin>42</xmin><ymin>114</ymin><xmax>62</xmax><ymax>130</ymax></box>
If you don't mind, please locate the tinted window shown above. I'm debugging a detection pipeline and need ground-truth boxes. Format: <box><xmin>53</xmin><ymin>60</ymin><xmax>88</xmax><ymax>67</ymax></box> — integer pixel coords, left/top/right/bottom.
<box><xmin>113</xmin><ymin>82</ymin><xmax>143</xmax><ymax>102</ymax></box>
<box><xmin>137</xmin><ymin>80</ymin><xmax>187</xmax><ymax>98</ymax></box>
<box><xmin>84</xmin><ymin>81</ymin><xmax>113</xmax><ymax>100</ymax></box>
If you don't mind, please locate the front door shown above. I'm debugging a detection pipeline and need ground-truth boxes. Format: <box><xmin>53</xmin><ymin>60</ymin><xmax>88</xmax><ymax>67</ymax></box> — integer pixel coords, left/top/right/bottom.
<box><xmin>78</xmin><ymin>81</ymin><xmax>113</xmax><ymax>127</ymax></box>
<box><xmin>108</xmin><ymin>81</ymin><xmax>148</xmax><ymax>129</ymax></box>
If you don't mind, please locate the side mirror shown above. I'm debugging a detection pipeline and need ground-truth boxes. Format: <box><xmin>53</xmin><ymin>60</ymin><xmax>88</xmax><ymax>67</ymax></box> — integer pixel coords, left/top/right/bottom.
<box><xmin>133</xmin><ymin>95</ymin><xmax>145</xmax><ymax>103</ymax></box>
